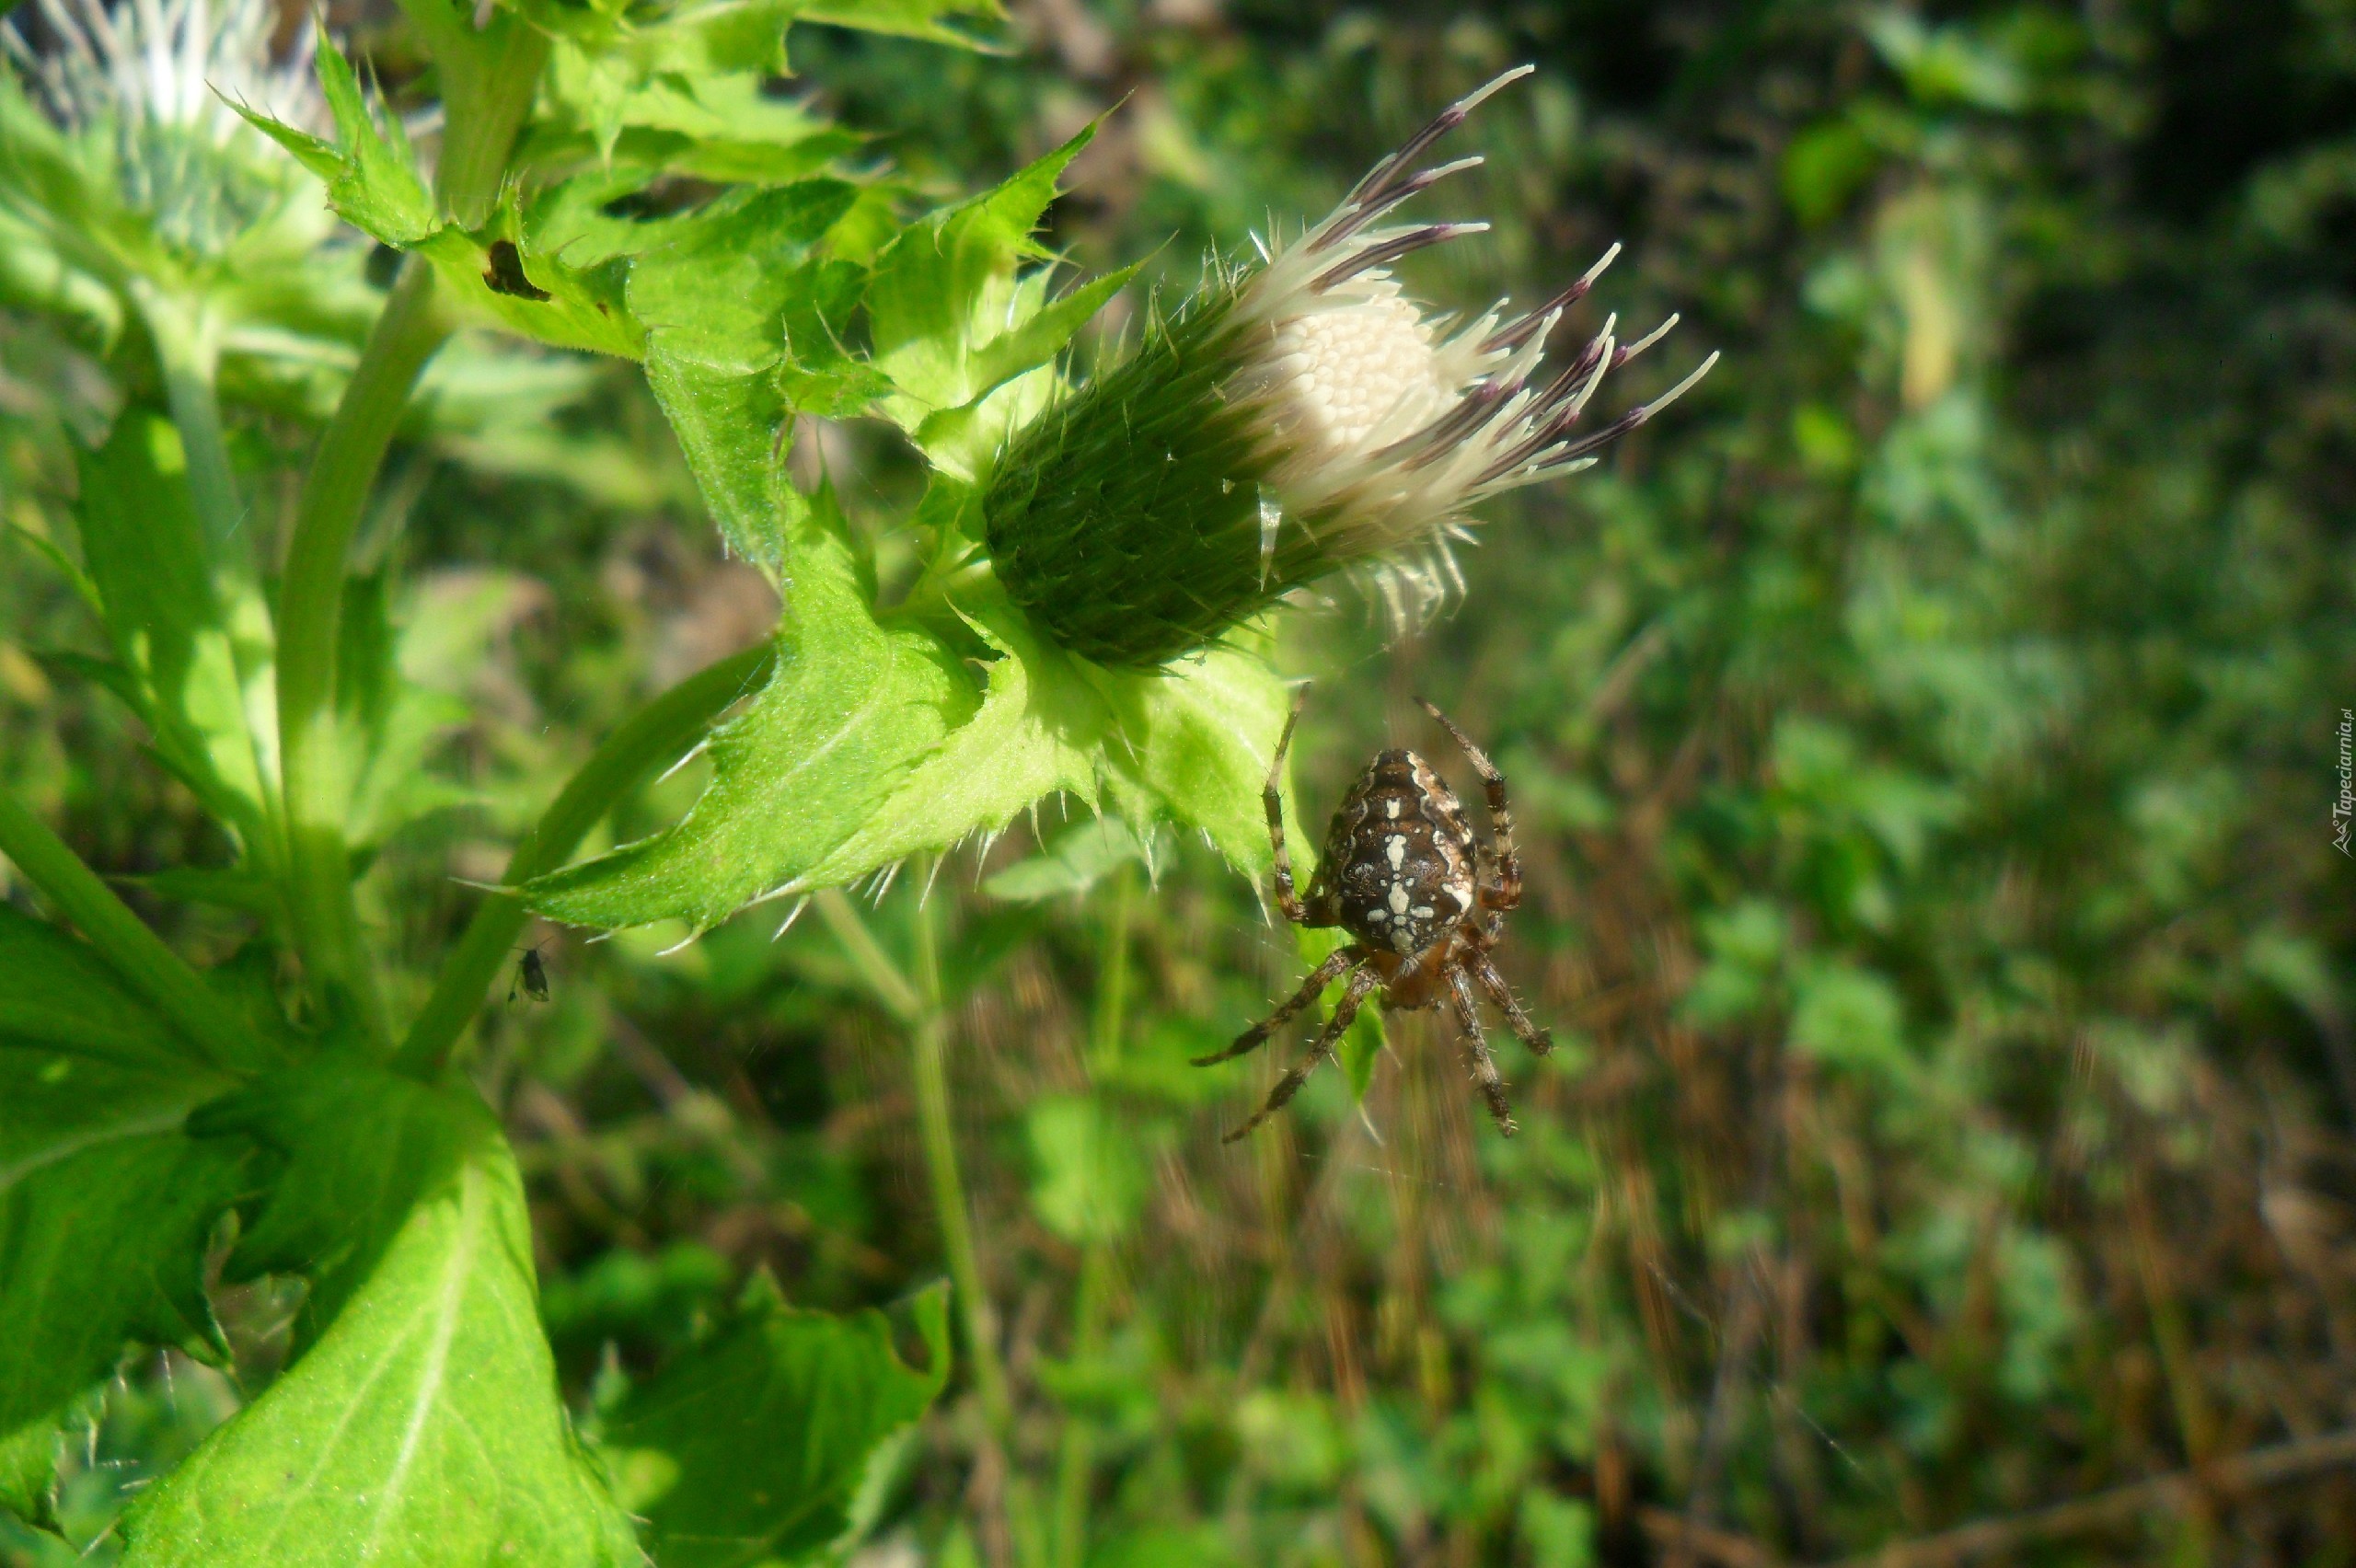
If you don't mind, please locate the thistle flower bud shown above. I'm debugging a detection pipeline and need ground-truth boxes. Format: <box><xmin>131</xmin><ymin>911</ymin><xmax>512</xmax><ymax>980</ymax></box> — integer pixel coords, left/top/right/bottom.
<box><xmin>983</xmin><ymin>66</ymin><xmax>1717</xmax><ymax>669</ymax></box>
<box><xmin>4</xmin><ymin>0</ymin><xmax>327</xmax><ymax>261</ymax></box>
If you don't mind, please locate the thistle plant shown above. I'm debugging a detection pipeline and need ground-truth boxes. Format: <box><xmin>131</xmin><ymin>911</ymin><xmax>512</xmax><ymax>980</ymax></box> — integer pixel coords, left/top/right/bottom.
<box><xmin>986</xmin><ymin>67</ymin><xmax>1718</xmax><ymax>667</ymax></box>
<box><xmin>0</xmin><ymin>10</ymin><xmax>1716</xmax><ymax>1557</ymax></box>
<box><xmin>2</xmin><ymin>0</ymin><xmax>326</xmax><ymax>262</ymax></box>
<box><xmin>0</xmin><ymin>0</ymin><xmax>352</xmax><ymax>560</ymax></box>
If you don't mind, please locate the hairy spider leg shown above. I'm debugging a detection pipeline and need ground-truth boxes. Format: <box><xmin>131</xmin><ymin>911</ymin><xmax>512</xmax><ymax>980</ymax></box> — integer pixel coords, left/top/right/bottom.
<box><xmin>1448</xmin><ymin>968</ymin><xmax>1517</xmax><ymax>1136</ymax></box>
<box><xmin>1221</xmin><ymin>963</ymin><xmax>1383</xmax><ymax>1144</ymax></box>
<box><xmin>1194</xmin><ymin>946</ymin><xmax>1365</xmax><ymax>1066</ymax></box>
<box><xmin>1469</xmin><ymin>950</ymin><xmax>1553</xmax><ymax>1056</ymax></box>
<box><xmin>1263</xmin><ymin>688</ymin><xmax>1313</xmax><ymax>925</ymax></box>
<box><xmin>1416</xmin><ymin>698</ymin><xmax>1521</xmax><ymax>914</ymax></box>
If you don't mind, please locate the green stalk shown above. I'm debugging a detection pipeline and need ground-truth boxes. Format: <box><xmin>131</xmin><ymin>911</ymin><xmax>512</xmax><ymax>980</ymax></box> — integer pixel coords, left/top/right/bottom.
<box><xmin>1055</xmin><ymin>865</ymin><xmax>1133</xmax><ymax>1568</ymax></box>
<box><xmin>0</xmin><ymin>790</ymin><xmax>261</xmax><ymax>1074</ymax></box>
<box><xmin>421</xmin><ymin>15</ymin><xmax>551</xmax><ymax>227</ymax></box>
<box><xmin>276</xmin><ymin>260</ymin><xmax>450</xmax><ymax>1044</ymax></box>
<box><xmin>819</xmin><ymin>882</ymin><xmax>1044</xmax><ymax>1566</ymax></box>
<box><xmin>814</xmin><ymin>889</ymin><xmax>923</xmax><ymax>1024</ymax></box>
<box><xmin>1086</xmin><ymin>866</ymin><xmax>1134</xmax><ymax>1078</ymax></box>
<box><xmin>1052</xmin><ymin>1249</ymin><xmax>1109</xmax><ymax>1568</ymax></box>
<box><xmin>906</xmin><ymin>882</ymin><xmax>1017</xmax><ymax>1434</ymax></box>
<box><xmin>396</xmin><ymin>643</ymin><xmax>777</xmax><ymax>1078</ymax></box>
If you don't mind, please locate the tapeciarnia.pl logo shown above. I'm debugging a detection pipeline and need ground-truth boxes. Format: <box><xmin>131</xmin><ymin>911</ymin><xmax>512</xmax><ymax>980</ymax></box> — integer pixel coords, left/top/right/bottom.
<box><xmin>2334</xmin><ymin>708</ymin><xmax>2353</xmax><ymax>858</ymax></box>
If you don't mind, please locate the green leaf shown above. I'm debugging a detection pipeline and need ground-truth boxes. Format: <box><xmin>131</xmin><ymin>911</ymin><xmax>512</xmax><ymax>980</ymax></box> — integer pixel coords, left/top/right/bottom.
<box><xmin>189</xmin><ymin>1058</ymin><xmax>481</xmax><ymax>1333</ymax></box>
<box><xmin>796</xmin><ymin>0</ymin><xmax>1006</xmax><ymax>46</ymax></box>
<box><xmin>0</xmin><ymin>1047</ymin><xmax>248</xmax><ymax>1447</ymax></box>
<box><xmin>982</xmin><ymin>815</ymin><xmax>1149</xmax><ymax>902</ymax></box>
<box><xmin>525</xmin><ymin>504</ymin><xmax>969</xmax><ymax>932</ymax></box>
<box><xmin>337</xmin><ymin>573</ymin><xmax>476</xmax><ymax>851</ymax></box>
<box><xmin>527</xmin><ymin>524</ymin><xmax>1288</xmax><ymax>928</ymax></box>
<box><xmin>869</xmin><ymin>127</ymin><xmax>1111</xmax><ymax>473</ymax></box>
<box><xmin>0</xmin><ymin>905</ymin><xmax>196</xmax><ymax>1070</ymax></box>
<box><xmin>232</xmin><ymin>37</ymin><xmax>436</xmax><ymax>246</ymax></box>
<box><xmin>1025</xmin><ymin>1096</ymin><xmax>1145</xmax><ymax>1243</ymax></box>
<box><xmin>783</xmin><ymin>594</ymin><xmax>1109</xmax><ymax>895</ymax></box>
<box><xmin>411</xmin><ymin>214</ymin><xmax>642</xmax><ymax>360</ymax></box>
<box><xmin>1091</xmin><ymin>647</ymin><xmax>1290</xmax><ymax>878</ymax></box>
<box><xmin>521</xmin><ymin>0</ymin><xmax>807</xmax><ymax>83</ymax></box>
<box><xmin>522</xmin><ymin>0</ymin><xmax>1004</xmax><ymax>90</ymax></box>
<box><xmin>626</xmin><ymin>179</ymin><xmax>862</xmax><ymax>564</ymax></box>
<box><xmin>599</xmin><ymin>1277</ymin><xmax>950</xmax><ymax>1568</ymax></box>
<box><xmin>126</xmin><ymin>1068</ymin><xmax>636</xmax><ymax>1566</ymax></box>
<box><xmin>248</xmin><ymin>34</ymin><xmax>652</xmax><ymax>357</ymax></box>
<box><xmin>1788</xmin><ymin>960</ymin><xmax>1910</xmax><ymax>1082</ymax></box>
<box><xmin>531</xmin><ymin>50</ymin><xmax>864</xmax><ymax>180</ymax></box>
<box><xmin>75</xmin><ymin>409</ymin><xmax>271</xmax><ymax>849</ymax></box>
<box><xmin>780</xmin><ymin>257</ymin><xmax>895</xmax><ymax>419</ymax></box>
<box><xmin>0</xmin><ymin>1411</ymin><xmax>62</xmax><ymax>1531</ymax></box>
<box><xmin>905</xmin><ymin>263</ymin><xmax>1140</xmax><ymax>474</ymax></box>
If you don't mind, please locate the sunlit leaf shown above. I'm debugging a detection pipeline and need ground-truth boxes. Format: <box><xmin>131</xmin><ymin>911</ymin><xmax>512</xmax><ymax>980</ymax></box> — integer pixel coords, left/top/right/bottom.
<box><xmin>126</xmin><ymin>1069</ymin><xmax>637</xmax><ymax>1565</ymax></box>
<box><xmin>75</xmin><ymin>409</ymin><xmax>271</xmax><ymax>852</ymax></box>
<box><xmin>229</xmin><ymin>38</ymin><xmax>434</xmax><ymax>247</ymax></box>
<box><xmin>780</xmin><ymin>592</ymin><xmax>1109</xmax><ymax>896</ymax></box>
<box><xmin>1090</xmin><ymin>644</ymin><xmax>1290</xmax><ymax>878</ymax></box>
<box><xmin>626</xmin><ymin>179</ymin><xmax>862</xmax><ymax>564</ymax></box>
<box><xmin>868</xmin><ymin>126</ymin><xmax>1108</xmax><ymax>473</ymax></box>
<box><xmin>0</xmin><ymin>1043</ymin><xmax>248</xmax><ymax>1460</ymax></box>
<box><xmin>189</xmin><ymin>1058</ymin><xmax>487</xmax><ymax>1334</ymax></box>
<box><xmin>525</xmin><ymin>506</ymin><xmax>968</xmax><ymax>932</ymax></box>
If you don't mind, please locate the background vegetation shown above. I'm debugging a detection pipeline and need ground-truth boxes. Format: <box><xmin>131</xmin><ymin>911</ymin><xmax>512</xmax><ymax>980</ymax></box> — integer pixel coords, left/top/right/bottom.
<box><xmin>4</xmin><ymin>0</ymin><xmax>2353</xmax><ymax>1563</ymax></box>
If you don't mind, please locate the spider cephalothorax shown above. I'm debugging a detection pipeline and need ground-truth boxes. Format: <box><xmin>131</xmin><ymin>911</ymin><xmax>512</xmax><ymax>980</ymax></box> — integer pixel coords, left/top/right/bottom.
<box><xmin>1198</xmin><ymin>695</ymin><xmax>1553</xmax><ymax>1140</ymax></box>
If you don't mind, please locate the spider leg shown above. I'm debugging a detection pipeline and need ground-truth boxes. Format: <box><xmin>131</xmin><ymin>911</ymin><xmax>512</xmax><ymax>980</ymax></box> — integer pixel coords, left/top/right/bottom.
<box><xmin>1220</xmin><ymin>964</ymin><xmax>1382</xmax><ymax>1144</ymax></box>
<box><xmin>1447</xmin><ymin>968</ymin><xmax>1517</xmax><ymax>1136</ymax></box>
<box><xmin>1192</xmin><ymin>946</ymin><xmax>1363</xmax><ymax>1066</ymax></box>
<box><xmin>1265</xmin><ymin>687</ymin><xmax>1312</xmax><ymax>925</ymax></box>
<box><xmin>1468</xmin><ymin>950</ymin><xmax>1553</xmax><ymax>1056</ymax></box>
<box><xmin>1415</xmin><ymin>698</ymin><xmax>1520</xmax><ymax>914</ymax></box>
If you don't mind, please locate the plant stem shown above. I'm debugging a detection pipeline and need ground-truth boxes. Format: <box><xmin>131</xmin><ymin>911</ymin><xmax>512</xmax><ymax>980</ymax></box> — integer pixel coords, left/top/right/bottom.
<box><xmin>814</xmin><ymin>889</ymin><xmax>924</xmax><ymax>1024</ymax></box>
<box><xmin>896</xmin><ymin>881</ymin><xmax>1046</xmax><ymax>1568</ymax></box>
<box><xmin>423</xmin><ymin>15</ymin><xmax>550</xmax><ymax>227</ymax></box>
<box><xmin>1051</xmin><ymin>1247</ymin><xmax>1108</xmax><ymax>1568</ymax></box>
<box><xmin>1055</xmin><ymin>864</ymin><xmax>1133</xmax><ymax>1568</ymax></box>
<box><xmin>276</xmin><ymin>260</ymin><xmax>450</xmax><ymax>1045</ymax></box>
<box><xmin>905</xmin><ymin>882</ymin><xmax>1015</xmax><ymax>1432</ymax></box>
<box><xmin>1086</xmin><ymin>865</ymin><xmax>1134</xmax><ymax>1077</ymax></box>
<box><xmin>0</xmin><ymin>790</ymin><xmax>262</xmax><ymax>1074</ymax></box>
<box><xmin>395</xmin><ymin>642</ymin><xmax>777</xmax><ymax>1078</ymax></box>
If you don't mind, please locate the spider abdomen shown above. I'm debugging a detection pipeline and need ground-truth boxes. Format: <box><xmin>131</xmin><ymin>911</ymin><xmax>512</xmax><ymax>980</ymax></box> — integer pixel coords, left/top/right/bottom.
<box><xmin>1310</xmin><ymin>748</ymin><xmax>1478</xmax><ymax>962</ymax></box>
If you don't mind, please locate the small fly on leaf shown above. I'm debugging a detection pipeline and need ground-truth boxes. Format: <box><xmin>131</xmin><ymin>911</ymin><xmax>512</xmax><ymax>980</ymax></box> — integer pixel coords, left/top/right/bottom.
<box><xmin>510</xmin><ymin>942</ymin><xmax>551</xmax><ymax>1005</ymax></box>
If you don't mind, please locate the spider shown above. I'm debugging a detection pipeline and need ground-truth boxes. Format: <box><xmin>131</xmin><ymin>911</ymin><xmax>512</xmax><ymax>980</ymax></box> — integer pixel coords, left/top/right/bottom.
<box><xmin>1197</xmin><ymin>693</ymin><xmax>1553</xmax><ymax>1141</ymax></box>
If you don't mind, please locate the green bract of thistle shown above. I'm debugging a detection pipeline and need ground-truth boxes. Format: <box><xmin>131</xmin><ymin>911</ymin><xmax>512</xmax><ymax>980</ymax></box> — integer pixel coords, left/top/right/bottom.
<box><xmin>985</xmin><ymin>66</ymin><xmax>1719</xmax><ymax>668</ymax></box>
<box><xmin>517</xmin><ymin>126</ymin><xmax>1297</xmax><ymax>937</ymax></box>
<box><xmin>0</xmin><ymin>0</ymin><xmax>360</xmax><ymax>353</ymax></box>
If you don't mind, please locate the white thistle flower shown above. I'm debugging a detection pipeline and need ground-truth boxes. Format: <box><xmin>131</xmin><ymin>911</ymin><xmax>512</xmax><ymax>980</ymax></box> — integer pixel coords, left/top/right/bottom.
<box><xmin>983</xmin><ymin>66</ymin><xmax>1717</xmax><ymax>668</ymax></box>
<box><xmin>4</xmin><ymin>0</ymin><xmax>328</xmax><ymax>260</ymax></box>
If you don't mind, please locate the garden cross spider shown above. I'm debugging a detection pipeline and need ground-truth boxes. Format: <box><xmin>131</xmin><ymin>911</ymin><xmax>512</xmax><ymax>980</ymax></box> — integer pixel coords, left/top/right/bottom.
<box><xmin>1198</xmin><ymin>692</ymin><xmax>1553</xmax><ymax>1141</ymax></box>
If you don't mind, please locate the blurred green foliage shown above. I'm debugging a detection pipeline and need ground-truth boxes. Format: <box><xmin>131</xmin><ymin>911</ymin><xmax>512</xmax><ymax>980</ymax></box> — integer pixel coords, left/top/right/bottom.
<box><xmin>5</xmin><ymin>0</ymin><xmax>2354</xmax><ymax>1564</ymax></box>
